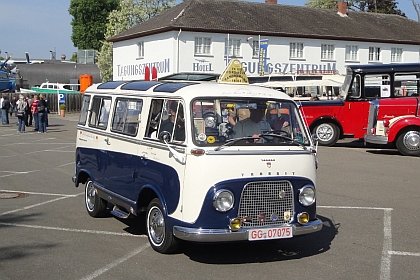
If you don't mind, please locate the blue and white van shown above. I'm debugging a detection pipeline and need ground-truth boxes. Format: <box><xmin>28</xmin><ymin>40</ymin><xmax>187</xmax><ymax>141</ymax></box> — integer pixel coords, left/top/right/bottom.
<box><xmin>72</xmin><ymin>62</ymin><xmax>322</xmax><ymax>253</ymax></box>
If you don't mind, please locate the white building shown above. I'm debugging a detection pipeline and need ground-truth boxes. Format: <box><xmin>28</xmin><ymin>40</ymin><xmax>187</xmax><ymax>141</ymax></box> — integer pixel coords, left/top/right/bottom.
<box><xmin>108</xmin><ymin>0</ymin><xmax>420</xmax><ymax>81</ymax></box>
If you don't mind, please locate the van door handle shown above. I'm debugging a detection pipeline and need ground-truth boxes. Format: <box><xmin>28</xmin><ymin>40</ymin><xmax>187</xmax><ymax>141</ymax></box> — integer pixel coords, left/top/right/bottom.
<box><xmin>104</xmin><ymin>138</ymin><xmax>111</xmax><ymax>145</ymax></box>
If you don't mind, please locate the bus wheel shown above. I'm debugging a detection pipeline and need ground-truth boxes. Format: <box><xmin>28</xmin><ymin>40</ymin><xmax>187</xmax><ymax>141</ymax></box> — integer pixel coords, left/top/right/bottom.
<box><xmin>313</xmin><ymin>122</ymin><xmax>339</xmax><ymax>146</ymax></box>
<box><xmin>147</xmin><ymin>198</ymin><xmax>179</xmax><ymax>254</ymax></box>
<box><xmin>396</xmin><ymin>129</ymin><xmax>420</xmax><ymax>156</ymax></box>
<box><xmin>85</xmin><ymin>178</ymin><xmax>107</xmax><ymax>217</ymax></box>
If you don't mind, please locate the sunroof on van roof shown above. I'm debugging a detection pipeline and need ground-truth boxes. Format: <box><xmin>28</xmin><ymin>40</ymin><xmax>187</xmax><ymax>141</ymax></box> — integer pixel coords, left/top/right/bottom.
<box><xmin>121</xmin><ymin>81</ymin><xmax>160</xmax><ymax>91</ymax></box>
<box><xmin>97</xmin><ymin>81</ymin><xmax>126</xmax><ymax>89</ymax></box>
<box><xmin>153</xmin><ymin>82</ymin><xmax>197</xmax><ymax>93</ymax></box>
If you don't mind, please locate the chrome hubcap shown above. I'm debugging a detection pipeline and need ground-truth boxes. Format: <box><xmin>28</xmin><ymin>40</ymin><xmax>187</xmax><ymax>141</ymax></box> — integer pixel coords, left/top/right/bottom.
<box><xmin>85</xmin><ymin>182</ymin><xmax>95</xmax><ymax>211</ymax></box>
<box><xmin>403</xmin><ymin>131</ymin><xmax>420</xmax><ymax>151</ymax></box>
<box><xmin>148</xmin><ymin>206</ymin><xmax>165</xmax><ymax>245</ymax></box>
<box><xmin>316</xmin><ymin>124</ymin><xmax>334</xmax><ymax>142</ymax></box>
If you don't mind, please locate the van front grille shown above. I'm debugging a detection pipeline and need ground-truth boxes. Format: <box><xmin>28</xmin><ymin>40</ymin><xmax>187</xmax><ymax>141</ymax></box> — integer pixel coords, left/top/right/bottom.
<box><xmin>237</xmin><ymin>181</ymin><xmax>294</xmax><ymax>227</ymax></box>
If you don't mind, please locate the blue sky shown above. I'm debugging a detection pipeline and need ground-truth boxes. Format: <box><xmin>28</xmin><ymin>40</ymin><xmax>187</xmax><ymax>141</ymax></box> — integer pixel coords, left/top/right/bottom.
<box><xmin>1</xmin><ymin>0</ymin><xmax>417</xmax><ymax>60</ymax></box>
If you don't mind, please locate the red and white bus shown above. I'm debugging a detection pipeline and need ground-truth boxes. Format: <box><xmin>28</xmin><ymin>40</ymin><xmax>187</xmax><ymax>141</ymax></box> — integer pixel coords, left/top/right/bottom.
<box><xmin>299</xmin><ymin>63</ymin><xmax>420</xmax><ymax>146</ymax></box>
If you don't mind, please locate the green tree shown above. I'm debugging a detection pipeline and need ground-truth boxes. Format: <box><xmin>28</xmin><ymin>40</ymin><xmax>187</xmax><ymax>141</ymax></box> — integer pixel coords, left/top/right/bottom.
<box><xmin>413</xmin><ymin>0</ymin><xmax>420</xmax><ymax>22</ymax></box>
<box><xmin>69</xmin><ymin>0</ymin><xmax>120</xmax><ymax>51</ymax></box>
<box><xmin>306</xmin><ymin>0</ymin><xmax>405</xmax><ymax>16</ymax></box>
<box><xmin>97</xmin><ymin>0</ymin><xmax>174</xmax><ymax>81</ymax></box>
<box><xmin>305</xmin><ymin>0</ymin><xmax>337</xmax><ymax>9</ymax></box>
<box><xmin>349</xmin><ymin>0</ymin><xmax>405</xmax><ymax>16</ymax></box>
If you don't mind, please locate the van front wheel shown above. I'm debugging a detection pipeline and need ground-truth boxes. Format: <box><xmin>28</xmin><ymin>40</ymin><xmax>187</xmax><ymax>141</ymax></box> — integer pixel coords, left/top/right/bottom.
<box><xmin>313</xmin><ymin>122</ymin><xmax>339</xmax><ymax>146</ymax></box>
<box><xmin>85</xmin><ymin>178</ymin><xmax>107</xmax><ymax>217</ymax></box>
<box><xmin>146</xmin><ymin>198</ymin><xmax>178</xmax><ymax>254</ymax></box>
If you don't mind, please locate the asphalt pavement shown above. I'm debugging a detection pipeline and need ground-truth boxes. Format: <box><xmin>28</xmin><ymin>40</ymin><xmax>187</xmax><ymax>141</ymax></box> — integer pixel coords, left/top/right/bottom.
<box><xmin>0</xmin><ymin>112</ymin><xmax>419</xmax><ymax>280</ymax></box>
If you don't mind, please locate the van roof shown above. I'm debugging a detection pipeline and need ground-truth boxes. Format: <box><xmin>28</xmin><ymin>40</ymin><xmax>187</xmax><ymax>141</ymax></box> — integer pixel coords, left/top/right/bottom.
<box><xmin>85</xmin><ymin>80</ymin><xmax>293</xmax><ymax>102</ymax></box>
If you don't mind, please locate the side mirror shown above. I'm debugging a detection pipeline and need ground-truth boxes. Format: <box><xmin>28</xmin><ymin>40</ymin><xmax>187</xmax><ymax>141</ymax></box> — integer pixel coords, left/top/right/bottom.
<box><xmin>158</xmin><ymin>131</ymin><xmax>171</xmax><ymax>142</ymax></box>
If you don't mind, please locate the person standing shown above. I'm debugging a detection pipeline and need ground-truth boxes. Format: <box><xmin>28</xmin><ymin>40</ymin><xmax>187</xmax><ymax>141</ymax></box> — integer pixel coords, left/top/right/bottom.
<box><xmin>1</xmin><ymin>95</ymin><xmax>11</xmax><ymax>125</ymax></box>
<box><xmin>27</xmin><ymin>94</ymin><xmax>33</xmax><ymax>126</ymax></box>
<box><xmin>16</xmin><ymin>94</ymin><xmax>27</xmax><ymax>133</ymax></box>
<box><xmin>37</xmin><ymin>94</ymin><xmax>47</xmax><ymax>133</ymax></box>
<box><xmin>10</xmin><ymin>95</ymin><xmax>17</xmax><ymax>117</ymax></box>
<box><xmin>31</xmin><ymin>95</ymin><xmax>39</xmax><ymax>131</ymax></box>
<box><xmin>0</xmin><ymin>95</ymin><xmax>3</xmax><ymax>122</ymax></box>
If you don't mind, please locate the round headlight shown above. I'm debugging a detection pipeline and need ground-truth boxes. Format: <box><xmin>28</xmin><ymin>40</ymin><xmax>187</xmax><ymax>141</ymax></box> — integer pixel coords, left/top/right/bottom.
<box><xmin>213</xmin><ymin>189</ymin><xmax>234</xmax><ymax>212</ymax></box>
<box><xmin>298</xmin><ymin>185</ymin><xmax>316</xmax><ymax>206</ymax></box>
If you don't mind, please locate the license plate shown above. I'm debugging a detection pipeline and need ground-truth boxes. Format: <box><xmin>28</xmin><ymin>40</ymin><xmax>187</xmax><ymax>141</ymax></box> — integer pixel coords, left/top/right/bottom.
<box><xmin>248</xmin><ymin>227</ymin><xmax>293</xmax><ymax>241</ymax></box>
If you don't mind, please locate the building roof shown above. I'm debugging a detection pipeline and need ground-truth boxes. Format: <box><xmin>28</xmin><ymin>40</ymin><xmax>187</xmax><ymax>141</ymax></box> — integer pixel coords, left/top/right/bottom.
<box><xmin>108</xmin><ymin>0</ymin><xmax>420</xmax><ymax>45</ymax></box>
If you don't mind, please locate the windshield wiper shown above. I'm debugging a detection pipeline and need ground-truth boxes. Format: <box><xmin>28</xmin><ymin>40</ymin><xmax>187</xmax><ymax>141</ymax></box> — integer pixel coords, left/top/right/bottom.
<box><xmin>259</xmin><ymin>132</ymin><xmax>308</xmax><ymax>150</ymax></box>
<box><xmin>214</xmin><ymin>137</ymin><xmax>257</xmax><ymax>151</ymax></box>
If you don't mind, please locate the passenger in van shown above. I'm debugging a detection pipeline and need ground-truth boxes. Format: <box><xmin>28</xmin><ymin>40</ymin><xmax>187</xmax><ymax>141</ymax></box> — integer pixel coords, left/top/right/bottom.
<box><xmin>233</xmin><ymin>105</ymin><xmax>271</xmax><ymax>139</ymax></box>
<box><xmin>159</xmin><ymin>101</ymin><xmax>185</xmax><ymax>142</ymax></box>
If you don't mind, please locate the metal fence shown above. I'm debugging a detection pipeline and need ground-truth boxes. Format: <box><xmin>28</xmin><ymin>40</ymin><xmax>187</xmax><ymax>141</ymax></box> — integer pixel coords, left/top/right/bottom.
<box><xmin>3</xmin><ymin>92</ymin><xmax>84</xmax><ymax>113</ymax></box>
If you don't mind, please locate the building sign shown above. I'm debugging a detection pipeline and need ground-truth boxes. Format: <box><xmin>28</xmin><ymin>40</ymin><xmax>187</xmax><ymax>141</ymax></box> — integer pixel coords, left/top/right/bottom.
<box><xmin>242</xmin><ymin>61</ymin><xmax>337</xmax><ymax>75</ymax></box>
<box><xmin>192</xmin><ymin>59</ymin><xmax>214</xmax><ymax>72</ymax></box>
<box><xmin>258</xmin><ymin>39</ymin><xmax>268</xmax><ymax>76</ymax></box>
<box><xmin>116</xmin><ymin>58</ymin><xmax>170</xmax><ymax>78</ymax></box>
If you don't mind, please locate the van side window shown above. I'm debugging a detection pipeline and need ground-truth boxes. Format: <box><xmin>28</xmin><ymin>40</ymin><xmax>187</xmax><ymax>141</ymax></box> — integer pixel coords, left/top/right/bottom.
<box><xmin>145</xmin><ymin>98</ymin><xmax>185</xmax><ymax>142</ymax></box>
<box><xmin>111</xmin><ymin>98</ymin><xmax>143</xmax><ymax>136</ymax></box>
<box><xmin>89</xmin><ymin>96</ymin><xmax>112</xmax><ymax>129</ymax></box>
<box><xmin>78</xmin><ymin>95</ymin><xmax>91</xmax><ymax>125</ymax></box>
<box><xmin>145</xmin><ymin>99</ymin><xmax>164</xmax><ymax>138</ymax></box>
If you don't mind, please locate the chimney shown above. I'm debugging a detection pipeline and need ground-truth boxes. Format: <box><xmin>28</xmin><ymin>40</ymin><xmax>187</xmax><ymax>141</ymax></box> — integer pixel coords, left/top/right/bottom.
<box><xmin>337</xmin><ymin>1</ymin><xmax>347</xmax><ymax>15</ymax></box>
<box><xmin>265</xmin><ymin>0</ymin><xmax>277</xmax><ymax>4</ymax></box>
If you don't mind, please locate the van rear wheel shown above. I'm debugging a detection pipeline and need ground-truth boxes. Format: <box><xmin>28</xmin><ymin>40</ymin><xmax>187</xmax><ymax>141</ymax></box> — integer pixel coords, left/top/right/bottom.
<box><xmin>395</xmin><ymin>129</ymin><xmax>420</xmax><ymax>156</ymax></box>
<box><xmin>85</xmin><ymin>178</ymin><xmax>107</xmax><ymax>217</ymax></box>
<box><xmin>146</xmin><ymin>198</ymin><xmax>178</xmax><ymax>254</ymax></box>
<box><xmin>313</xmin><ymin>122</ymin><xmax>339</xmax><ymax>146</ymax></box>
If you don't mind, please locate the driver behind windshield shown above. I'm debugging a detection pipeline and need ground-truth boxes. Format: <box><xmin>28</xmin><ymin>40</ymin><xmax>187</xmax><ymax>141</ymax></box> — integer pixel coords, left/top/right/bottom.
<box><xmin>233</xmin><ymin>103</ymin><xmax>271</xmax><ymax>139</ymax></box>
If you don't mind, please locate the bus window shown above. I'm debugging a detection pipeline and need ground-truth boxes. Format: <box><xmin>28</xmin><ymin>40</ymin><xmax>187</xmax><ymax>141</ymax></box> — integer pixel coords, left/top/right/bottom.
<box><xmin>348</xmin><ymin>74</ymin><xmax>361</xmax><ymax>98</ymax></box>
<box><xmin>78</xmin><ymin>95</ymin><xmax>91</xmax><ymax>125</ymax></box>
<box><xmin>111</xmin><ymin>98</ymin><xmax>143</xmax><ymax>136</ymax></box>
<box><xmin>89</xmin><ymin>96</ymin><xmax>112</xmax><ymax>129</ymax></box>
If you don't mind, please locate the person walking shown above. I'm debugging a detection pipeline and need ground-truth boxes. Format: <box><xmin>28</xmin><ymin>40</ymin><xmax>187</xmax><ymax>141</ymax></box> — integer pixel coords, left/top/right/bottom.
<box><xmin>31</xmin><ymin>95</ymin><xmax>39</xmax><ymax>131</ymax></box>
<box><xmin>37</xmin><ymin>94</ymin><xmax>47</xmax><ymax>133</ymax></box>
<box><xmin>16</xmin><ymin>94</ymin><xmax>27</xmax><ymax>133</ymax></box>
<box><xmin>1</xmin><ymin>95</ymin><xmax>11</xmax><ymax>125</ymax></box>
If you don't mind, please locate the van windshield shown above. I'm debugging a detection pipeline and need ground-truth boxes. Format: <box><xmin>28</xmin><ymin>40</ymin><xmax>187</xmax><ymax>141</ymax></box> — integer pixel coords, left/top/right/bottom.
<box><xmin>191</xmin><ymin>98</ymin><xmax>310</xmax><ymax>147</ymax></box>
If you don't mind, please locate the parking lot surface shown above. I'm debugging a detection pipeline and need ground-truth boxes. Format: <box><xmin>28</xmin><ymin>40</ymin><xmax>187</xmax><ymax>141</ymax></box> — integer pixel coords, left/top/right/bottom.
<box><xmin>0</xmin><ymin>113</ymin><xmax>419</xmax><ymax>280</ymax></box>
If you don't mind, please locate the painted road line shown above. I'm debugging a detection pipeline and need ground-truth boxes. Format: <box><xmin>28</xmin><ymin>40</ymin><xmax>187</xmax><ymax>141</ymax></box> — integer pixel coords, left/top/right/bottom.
<box><xmin>389</xmin><ymin>251</ymin><xmax>420</xmax><ymax>257</ymax></box>
<box><xmin>0</xmin><ymin>189</ymin><xmax>83</xmax><ymax>197</ymax></box>
<box><xmin>0</xmin><ymin>222</ymin><xmax>146</xmax><ymax>238</ymax></box>
<box><xmin>79</xmin><ymin>243</ymin><xmax>150</xmax><ymax>280</ymax></box>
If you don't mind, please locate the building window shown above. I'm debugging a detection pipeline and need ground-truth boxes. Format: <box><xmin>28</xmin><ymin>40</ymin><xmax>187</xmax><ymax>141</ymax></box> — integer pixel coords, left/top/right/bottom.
<box><xmin>369</xmin><ymin>47</ymin><xmax>381</xmax><ymax>62</ymax></box>
<box><xmin>225</xmin><ymin>38</ymin><xmax>241</xmax><ymax>57</ymax></box>
<box><xmin>195</xmin><ymin>37</ymin><xmax>211</xmax><ymax>55</ymax></box>
<box><xmin>137</xmin><ymin>42</ymin><xmax>144</xmax><ymax>58</ymax></box>
<box><xmin>345</xmin><ymin>45</ymin><xmax>358</xmax><ymax>61</ymax></box>
<box><xmin>290</xmin><ymin>42</ymin><xmax>303</xmax><ymax>58</ymax></box>
<box><xmin>252</xmin><ymin>40</ymin><xmax>259</xmax><ymax>57</ymax></box>
<box><xmin>321</xmin><ymin>44</ymin><xmax>334</xmax><ymax>60</ymax></box>
<box><xmin>391</xmin><ymin>48</ymin><xmax>402</xmax><ymax>62</ymax></box>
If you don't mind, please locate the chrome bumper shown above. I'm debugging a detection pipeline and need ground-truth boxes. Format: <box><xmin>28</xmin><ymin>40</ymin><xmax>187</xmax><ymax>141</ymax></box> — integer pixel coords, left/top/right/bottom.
<box><xmin>364</xmin><ymin>135</ymin><xmax>388</xmax><ymax>145</ymax></box>
<box><xmin>173</xmin><ymin>219</ymin><xmax>323</xmax><ymax>242</ymax></box>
